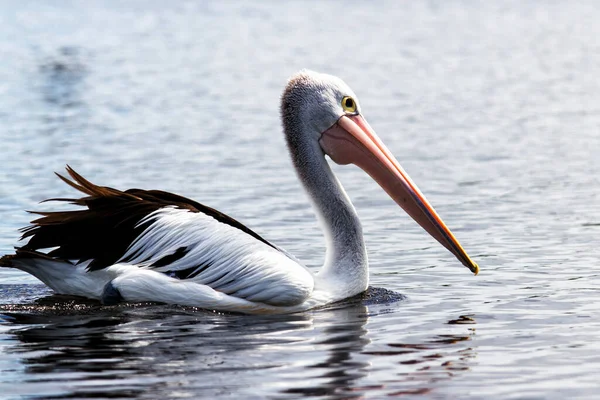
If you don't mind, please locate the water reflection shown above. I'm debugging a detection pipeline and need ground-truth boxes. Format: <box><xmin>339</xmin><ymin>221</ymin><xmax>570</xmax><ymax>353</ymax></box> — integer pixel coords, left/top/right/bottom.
<box><xmin>35</xmin><ymin>45</ymin><xmax>90</xmax><ymax>150</ymax></box>
<box><xmin>0</xmin><ymin>296</ymin><xmax>476</xmax><ymax>398</ymax></box>
<box><xmin>282</xmin><ymin>304</ymin><xmax>370</xmax><ymax>398</ymax></box>
<box><xmin>358</xmin><ymin>315</ymin><xmax>477</xmax><ymax>397</ymax></box>
<box><xmin>2</xmin><ymin>294</ymin><xmax>369</xmax><ymax>398</ymax></box>
<box><xmin>0</xmin><ymin>290</ymin><xmax>478</xmax><ymax>398</ymax></box>
<box><xmin>39</xmin><ymin>46</ymin><xmax>87</xmax><ymax>108</ymax></box>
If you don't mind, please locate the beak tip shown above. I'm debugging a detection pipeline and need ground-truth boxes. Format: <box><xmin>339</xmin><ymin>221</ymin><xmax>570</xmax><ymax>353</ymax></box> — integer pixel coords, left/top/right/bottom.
<box><xmin>470</xmin><ymin>262</ymin><xmax>480</xmax><ymax>276</ymax></box>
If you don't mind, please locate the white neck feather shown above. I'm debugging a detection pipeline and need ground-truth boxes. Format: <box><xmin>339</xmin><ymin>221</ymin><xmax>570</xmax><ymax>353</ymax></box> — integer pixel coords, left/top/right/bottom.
<box><xmin>290</xmin><ymin>138</ymin><xmax>369</xmax><ymax>300</ymax></box>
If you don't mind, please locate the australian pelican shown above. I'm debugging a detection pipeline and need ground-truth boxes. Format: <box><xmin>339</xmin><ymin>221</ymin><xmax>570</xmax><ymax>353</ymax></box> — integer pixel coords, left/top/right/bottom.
<box><xmin>0</xmin><ymin>70</ymin><xmax>479</xmax><ymax>314</ymax></box>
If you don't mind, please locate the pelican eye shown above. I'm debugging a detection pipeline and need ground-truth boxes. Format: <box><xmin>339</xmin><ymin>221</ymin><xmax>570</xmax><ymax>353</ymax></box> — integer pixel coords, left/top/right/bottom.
<box><xmin>341</xmin><ymin>96</ymin><xmax>357</xmax><ymax>113</ymax></box>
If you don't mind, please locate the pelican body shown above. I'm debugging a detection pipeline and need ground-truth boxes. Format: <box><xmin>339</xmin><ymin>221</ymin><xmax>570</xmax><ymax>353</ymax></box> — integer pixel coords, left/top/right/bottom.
<box><xmin>0</xmin><ymin>71</ymin><xmax>478</xmax><ymax>314</ymax></box>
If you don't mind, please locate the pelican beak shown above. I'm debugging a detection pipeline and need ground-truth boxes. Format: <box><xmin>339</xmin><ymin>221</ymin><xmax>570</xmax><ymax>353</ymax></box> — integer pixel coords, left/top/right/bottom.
<box><xmin>319</xmin><ymin>114</ymin><xmax>479</xmax><ymax>275</ymax></box>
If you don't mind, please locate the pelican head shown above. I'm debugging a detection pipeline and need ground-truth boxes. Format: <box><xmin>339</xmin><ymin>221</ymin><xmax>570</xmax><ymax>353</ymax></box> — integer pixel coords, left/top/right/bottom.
<box><xmin>281</xmin><ymin>70</ymin><xmax>479</xmax><ymax>274</ymax></box>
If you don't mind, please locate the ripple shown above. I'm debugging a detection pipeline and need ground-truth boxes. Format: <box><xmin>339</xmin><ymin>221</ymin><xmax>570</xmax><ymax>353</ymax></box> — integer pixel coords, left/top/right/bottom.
<box><xmin>2</xmin><ymin>0</ymin><xmax>600</xmax><ymax>398</ymax></box>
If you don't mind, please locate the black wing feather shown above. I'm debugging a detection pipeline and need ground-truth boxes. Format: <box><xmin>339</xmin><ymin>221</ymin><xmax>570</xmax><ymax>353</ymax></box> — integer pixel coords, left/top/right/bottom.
<box><xmin>17</xmin><ymin>166</ymin><xmax>276</xmax><ymax>271</ymax></box>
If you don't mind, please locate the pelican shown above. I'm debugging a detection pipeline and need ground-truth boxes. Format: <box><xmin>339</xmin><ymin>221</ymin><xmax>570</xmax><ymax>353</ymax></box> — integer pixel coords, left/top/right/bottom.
<box><xmin>0</xmin><ymin>70</ymin><xmax>479</xmax><ymax>314</ymax></box>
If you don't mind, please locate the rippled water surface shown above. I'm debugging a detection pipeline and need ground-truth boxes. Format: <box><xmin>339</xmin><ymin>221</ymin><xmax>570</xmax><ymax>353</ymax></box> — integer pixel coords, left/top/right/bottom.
<box><xmin>1</xmin><ymin>1</ymin><xmax>600</xmax><ymax>398</ymax></box>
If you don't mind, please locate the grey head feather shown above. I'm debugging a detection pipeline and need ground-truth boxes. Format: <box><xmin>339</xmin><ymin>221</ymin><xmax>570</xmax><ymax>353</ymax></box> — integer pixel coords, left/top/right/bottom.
<box><xmin>280</xmin><ymin>70</ymin><xmax>361</xmax><ymax>151</ymax></box>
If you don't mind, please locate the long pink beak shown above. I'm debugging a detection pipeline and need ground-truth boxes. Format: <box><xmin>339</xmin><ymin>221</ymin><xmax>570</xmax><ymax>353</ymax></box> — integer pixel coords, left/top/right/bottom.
<box><xmin>319</xmin><ymin>114</ymin><xmax>479</xmax><ymax>274</ymax></box>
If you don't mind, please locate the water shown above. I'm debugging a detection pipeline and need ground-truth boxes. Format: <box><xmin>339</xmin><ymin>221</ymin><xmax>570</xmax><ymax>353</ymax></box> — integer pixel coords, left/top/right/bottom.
<box><xmin>1</xmin><ymin>1</ymin><xmax>599</xmax><ymax>398</ymax></box>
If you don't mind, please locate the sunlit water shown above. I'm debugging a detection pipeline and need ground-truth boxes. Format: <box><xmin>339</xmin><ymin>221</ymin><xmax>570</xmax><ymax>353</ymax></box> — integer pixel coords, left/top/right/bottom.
<box><xmin>1</xmin><ymin>1</ymin><xmax>599</xmax><ymax>398</ymax></box>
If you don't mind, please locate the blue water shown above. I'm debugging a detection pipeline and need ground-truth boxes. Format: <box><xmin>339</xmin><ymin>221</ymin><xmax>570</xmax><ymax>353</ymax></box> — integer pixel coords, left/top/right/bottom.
<box><xmin>1</xmin><ymin>1</ymin><xmax>600</xmax><ymax>398</ymax></box>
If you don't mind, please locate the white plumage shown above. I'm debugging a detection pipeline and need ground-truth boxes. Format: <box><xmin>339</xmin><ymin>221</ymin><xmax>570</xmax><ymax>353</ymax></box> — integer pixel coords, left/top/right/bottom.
<box><xmin>119</xmin><ymin>207</ymin><xmax>314</xmax><ymax>306</ymax></box>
